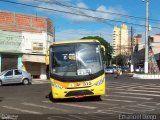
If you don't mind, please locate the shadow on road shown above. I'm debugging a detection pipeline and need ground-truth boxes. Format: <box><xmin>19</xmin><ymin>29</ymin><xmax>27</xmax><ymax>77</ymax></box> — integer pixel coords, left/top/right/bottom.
<box><xmin>45</xmin><ymin>92</ymin><xmax>102</xmax><ymax>103</ymax></box>
<box><xmin>0</xmin><ymin>97</ymin><xmax>3</xmax><ymax>102</ymax></box>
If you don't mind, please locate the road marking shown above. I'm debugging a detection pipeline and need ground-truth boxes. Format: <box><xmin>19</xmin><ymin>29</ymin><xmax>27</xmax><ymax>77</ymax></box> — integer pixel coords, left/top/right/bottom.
<box><xmin>69</xmin><ymin>115</ymin><xmax>87</xmax><ymax>120</ymax></box>
<box><xmin>95</xmin><ymin>102</ymin><xmax>118</xmax><ymax>106</ymax></box>
<box><xmin>103</xmin><ymin>98</ymin><xmax>136</xmax><ymax>103</ymax></box>
<box><xmin>2</xmin><ymin>106</ymin><xmax>41</xmax><ymax>114</ymax></box>
<box><xmin>137</xmin><ymin>104</ymin><xmax>157</xmax><ymax>108</ymax></box>
<box><xmin>107</xmin><ymin>88</ymin><xmax>125</xmax><ymax>91</ymax></box>
<box><xmin>127</xmin><ymin>89</ymin><xmax>160</xmax><ymax>94</ymax></box>
<box><xmin>105</xmin><ymin>94</ymin><xmax>152</xmax><ymax>100</ymax></box>
<box><xmin>135</xmin><ymin>87</ymin><xmax>160</xmax><ymax>90</ymax></box>
<box><xmin>96</xmin><ymin>109</ymin><xmax>131</xmax><ymax>114</ymax></box>
<box><xmin>111</xmin><ymin>85</ymin><xmax>139</xmax><ymax>89</ymax></box>
<box><xmin>42</xmin><ymin>100</ymin><xmax>98</xmax><ymax>109</ymax></box>
<box><xmin>56</xmin><ymin>103</ymin><xmax>96</xmax><ymax>109</ymax></box>
<box><xmin>128</xmin><ymin>85</ymin><xmax>160</xmax><ymax>89</ymax></box>
<box><xmin>110</xmin><ymin>82</ymin><xmax>156</xmax><ymax>87</ymax></box>
<box><xmin>109</xmin><ymin>106</ymin><xmax>154</xmax><ymax>112</ymax></box>
<box><xmin>48</xmin><ymin>116</ymin><xmax>74</xmax><ymax>120</ymax></box>
<box><xmin>22</xmin><ymin>102</ymin><xmax>69</xmax><ymax>112</ymax></box>
<box><xmin>42</xmin><ymin>100</ymin><xmax>52</xmax><ymax>103</ymax></box>
<box><xmin>115</xmin><ymin>92</ymin><xmax>160</xmax><ymax>97</ymax></box>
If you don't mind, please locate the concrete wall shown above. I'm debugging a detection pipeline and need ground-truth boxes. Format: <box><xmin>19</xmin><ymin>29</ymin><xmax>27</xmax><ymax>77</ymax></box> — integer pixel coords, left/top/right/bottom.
<box><xmin>21</xmin><ymin>32</ymin><xmax>48</xmax><ymax>54</ymax></box>
<box><xmin>0</xmin><ymin>30</ymin><xmax>22</xmax><ymax>52</ymax></box>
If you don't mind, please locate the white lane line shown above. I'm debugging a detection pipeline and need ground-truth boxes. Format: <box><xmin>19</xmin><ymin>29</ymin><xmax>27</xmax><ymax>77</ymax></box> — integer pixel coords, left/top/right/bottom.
<box><xmin>137</xmin><ymin>104</ymin><xmax>157</xmax><ymax>108</ymax></box>
<box><xmin>95</xmin><ymin>102</ymin><xmax>118</xmax><ymax>106</ymax></box>
<box><xmin>107</xmin><ymin>88</ymin><xmax>125</xmax><ymax>91</ymax></box>
<box><xmin>48</xmin><ymin>116</ymin><xmax>74</xmax><ymax>120</ymax></box>
<box><xmin>111</xmin><ymin>85</ymin><xmax>139</xmax><ymax>89</ymax></box>
<box><xmin>129</xmin><ymin>85</ymin><xmax>160</xmax><ymax>90</ymax></box>
<box><xmin>135</xmin><ymin>87</ymin><xmax>160</xmax><ymax>90</ymax></box>
<box><xmin>2</xmin><ymin>106</ymin><xmax>41</xmax><ymax>114</ymax></box>
<box><xmin>22</xmin><ymin>102</ymin><xmax>68</xmax><ymax>112</ymax></box>
<box><xmin>115</xmin><ymin>92</ymin><xmax>160</xmax><ymax>97</ymax></box>
<box><xmin>111</xmin><ymin>82</ymin><xmax>156</xmax><ymax>85</ymax></box>
<box><xmin>127</xmin><ymin>89</ymin><xmax>160</xmax><ymax>94</ymax></box>
<box><xmin>97</xmin><ymin>109</ymin><xmax>131</xmax><ymax>114</ymax></box>
<box><xmin>102</xmin><ymin>98</ymin><xmax>136</xmax><ymax>103</ymax></box>
<box><xmin>42</xmin><ymin>100</ymin><xmax>99</xmax><ymax>109</ymax></box>
<box><xmin>42</xmin><ymin>100</ymin><xmax>52</xmax><ymax>103</ymax></box>
<box><xmin>105</xmin><ymin>94</ymin><xmax>152</xmax><ymax>100</ymax></box>
<box><xmin>56</xmin><ymin>103</ymin><xmax>96</xmax><ymax>109</ymax></box>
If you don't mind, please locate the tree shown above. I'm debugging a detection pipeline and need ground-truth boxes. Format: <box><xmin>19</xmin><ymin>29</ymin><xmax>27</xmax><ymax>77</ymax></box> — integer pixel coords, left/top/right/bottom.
<box><xmin>81</xmin><ymin>36</ymin><xmax>113</xmax><ymax>65</ymax></box>
<box><xmin>112</xmin><ymin>54</ymin><xmax>128</xmax><ymax>66</ymax></box>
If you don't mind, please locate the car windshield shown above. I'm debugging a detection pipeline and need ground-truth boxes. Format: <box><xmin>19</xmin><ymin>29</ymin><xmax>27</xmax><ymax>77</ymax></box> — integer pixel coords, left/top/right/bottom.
<box><xmin>106</xmin><ymin>67</ymin><xmax>113</xmax><ymax>69</ymax></box>
<box><xmin>50</xmin><ymin>43</ymin><xmax>103</xmax><ymax>77</ymax></box>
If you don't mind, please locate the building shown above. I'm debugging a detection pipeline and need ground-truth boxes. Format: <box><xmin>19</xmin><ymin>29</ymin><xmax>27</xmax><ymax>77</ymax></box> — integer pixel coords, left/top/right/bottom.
<box><xmin>150</xmin><ymin>34</ymin><xmax>160</xmax><ymax>69</ymax></box>
<box><xmin>133</xmin><ymin>34</ymin><xmax>142</xmax><ymax>46</ymax></box>
<box><xmin>0</xmin><ymin>11</ymin><xmax>54</xmax><ymax>79</ymax></box>
<box><xmin>112</xmin><ymin>24</ymin><xmax>129</xmax><ymax>57</ymax></box>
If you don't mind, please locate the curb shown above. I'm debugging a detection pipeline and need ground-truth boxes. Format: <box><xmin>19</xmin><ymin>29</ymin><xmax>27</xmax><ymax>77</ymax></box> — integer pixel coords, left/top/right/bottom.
<box><xmin>133</xmin><ymin>74</ymin><xmax>160</xmax><ymax>79</ymax></box>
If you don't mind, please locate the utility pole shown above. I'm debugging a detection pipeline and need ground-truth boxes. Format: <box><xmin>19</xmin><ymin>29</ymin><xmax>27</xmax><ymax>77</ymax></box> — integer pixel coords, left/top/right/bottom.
<box><xmin>130</xmin><ymin>26</ymin><xmax>134</xmax><ymax>72</ymax></box>
<box><xmin>144</xmin><ymin>0</ymin><xmax>149</xmax><ymax>73</ymax></box>
<box><xmin>53</xmin><ymin>26</ymin><xmax>55</xmax><ymax>42</ymax></box>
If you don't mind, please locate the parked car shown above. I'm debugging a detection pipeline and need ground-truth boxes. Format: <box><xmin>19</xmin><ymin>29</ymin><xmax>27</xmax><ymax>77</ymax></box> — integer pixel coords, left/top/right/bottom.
<box><xmin>105</xmin><ymin>66</ymin><xmax>114</xmax><ymax>74</ymax></box>
<box><xmin>0</xmin><ymin>69</ymin><xmax>32</xmax><ymax>86</ymax></box>
<box><xmin>105</xmin><ymin>66</ymin><xmax>118</xmax><ymax>74</ymax></box>
<box><xmin>121</xmin><ymin>66</ymin><xmax>129</xmax><ymax>72</ymax></box>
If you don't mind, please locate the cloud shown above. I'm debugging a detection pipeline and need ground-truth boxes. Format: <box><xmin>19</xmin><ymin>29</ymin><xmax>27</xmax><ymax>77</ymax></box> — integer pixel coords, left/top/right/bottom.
<box><xmin>35</xmin><ymin>1</ymin><xmax>127</xmax><ymax>22</ymax></box>
<box><xmin>55</xmin><ymin>28</ymin><xmax>113</xmax><ymax>44</ymax></box>
<box><xmin>17</xmin><ymin>0</ymin><xmax>127</xmax><ymax>22</ymax></box>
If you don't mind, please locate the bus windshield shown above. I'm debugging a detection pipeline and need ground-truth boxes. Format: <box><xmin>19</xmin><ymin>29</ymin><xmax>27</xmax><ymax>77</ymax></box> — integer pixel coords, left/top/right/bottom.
<box><xmin>50</xmin><ymin>43</ymin><xmax>103</xmax><ymax>77</ymax></box>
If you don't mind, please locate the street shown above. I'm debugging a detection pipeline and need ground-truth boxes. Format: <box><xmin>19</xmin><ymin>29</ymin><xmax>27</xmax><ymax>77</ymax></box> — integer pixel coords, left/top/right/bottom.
<box><xmin>0</xmin><ymin>74</ymin><xmax>160</xmax><ymax>120</ymax></box>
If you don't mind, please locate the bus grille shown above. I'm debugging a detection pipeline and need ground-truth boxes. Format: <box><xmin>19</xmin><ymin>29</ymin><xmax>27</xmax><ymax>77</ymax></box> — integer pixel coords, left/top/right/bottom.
<box><xmin>65</xmin><ymin>90</ymin><xmax>94</xmax><ymax>97</ymax></box>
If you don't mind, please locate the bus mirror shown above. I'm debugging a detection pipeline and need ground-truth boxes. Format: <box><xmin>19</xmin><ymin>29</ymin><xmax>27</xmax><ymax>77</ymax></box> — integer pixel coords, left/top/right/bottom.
<box><xmin>100</xmin><ymin>45</ymin><xmax>105</xmax><ymax>61</ymax></box>
<box><xmin>45</xmin><ymin>49</ymin><xmax>49</xmax><ymax>65</ymax></box>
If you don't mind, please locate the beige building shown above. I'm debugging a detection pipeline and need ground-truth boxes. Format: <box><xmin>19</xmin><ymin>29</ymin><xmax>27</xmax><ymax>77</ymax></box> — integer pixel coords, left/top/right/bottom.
<box><xmin>112</xmin><ymin>24</ymin><xmax>129</xmax><ymax>57</ymax></box>
<box><xmin>150</xmin><ymin>34</ymin><xmax>160</xmax><ymax>54</ymax></box>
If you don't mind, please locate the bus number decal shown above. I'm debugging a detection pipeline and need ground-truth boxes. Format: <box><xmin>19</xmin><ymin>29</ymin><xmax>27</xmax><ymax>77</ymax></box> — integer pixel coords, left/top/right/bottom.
<box><xmin>83</xmin><ymin>81</ymin><xmax>91</xmax><ymax>86</ymax></box>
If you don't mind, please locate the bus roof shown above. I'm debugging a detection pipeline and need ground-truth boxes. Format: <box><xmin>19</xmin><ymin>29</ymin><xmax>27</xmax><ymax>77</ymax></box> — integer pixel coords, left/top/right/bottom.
<box><xmin>49</xmin><ymin>39</ymin><xmax>100</xmax><ymax>46</ymax></box>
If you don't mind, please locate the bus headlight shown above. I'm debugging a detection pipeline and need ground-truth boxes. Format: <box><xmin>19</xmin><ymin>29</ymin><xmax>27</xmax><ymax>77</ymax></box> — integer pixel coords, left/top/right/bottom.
<box><xmin>95</xmin><ymin>78</ymin><xmax>105</xmax><ymax>86</ymax></box>
<box><xmin>51</xmin><ymin>82</ymin><xmax>63</xmax><ymax>89</ymax></box>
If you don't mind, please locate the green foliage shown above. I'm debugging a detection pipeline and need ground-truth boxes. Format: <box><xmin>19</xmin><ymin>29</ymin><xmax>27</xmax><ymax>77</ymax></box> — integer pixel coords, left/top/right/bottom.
<box><xmin>81</xmin><ymin>36</ymin><xmax>113</xmax><ymax>58</ymax></box>
<box><xmin>81</xmin><ymin>36</ymin><xmax>113</xmax><ymax>66</ymax></box>
<box><xmin>112</xmin><ymin>54</ymin><xmax>128</xmax><ymax>66</ymax></box>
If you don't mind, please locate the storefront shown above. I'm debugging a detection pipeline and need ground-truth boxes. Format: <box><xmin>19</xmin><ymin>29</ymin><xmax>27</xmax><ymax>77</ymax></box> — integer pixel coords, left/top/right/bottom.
<box><xmin>0</xmin><ymin>53</ymin><xmax>23</xmax><ymax>72</ymax></box>
<box><xmin>22</xmin><ymin>54</ymin><xmax>46</xmax><ymax>79</ymax></box>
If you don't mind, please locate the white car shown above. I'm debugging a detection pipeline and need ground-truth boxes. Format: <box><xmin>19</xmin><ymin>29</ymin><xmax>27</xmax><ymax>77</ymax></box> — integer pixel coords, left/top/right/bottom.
<box><xmin>0</xmin><ymin>69</ymin><xmax>32</xmax><ymax>86</ymax></box>
<box><xmin>105</xmin><ymin>67</ymin><xmax>114</xmax><ymax>74</ymax></box>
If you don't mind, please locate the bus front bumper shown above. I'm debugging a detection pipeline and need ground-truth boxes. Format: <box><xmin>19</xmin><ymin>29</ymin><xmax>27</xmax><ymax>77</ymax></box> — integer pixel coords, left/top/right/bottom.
<box><xmin>51</xmin><ymin>85</ymin><xmax>105</xmax><ymax>99</ymax></box>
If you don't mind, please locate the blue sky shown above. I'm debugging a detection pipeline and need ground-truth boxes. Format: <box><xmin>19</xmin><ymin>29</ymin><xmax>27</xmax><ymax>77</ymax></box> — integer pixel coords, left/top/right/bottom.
<box><xmin>0</xmin><ymin>0</ymin><xmax>160</xmax><ymax>44</ymax></box>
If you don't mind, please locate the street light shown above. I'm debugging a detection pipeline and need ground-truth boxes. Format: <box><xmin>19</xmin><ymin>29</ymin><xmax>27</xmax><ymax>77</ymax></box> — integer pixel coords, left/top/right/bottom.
<box><xmin>144</xmin><ymin>0</ymin><xmax>149</xmax><ymax>73</ymax></box>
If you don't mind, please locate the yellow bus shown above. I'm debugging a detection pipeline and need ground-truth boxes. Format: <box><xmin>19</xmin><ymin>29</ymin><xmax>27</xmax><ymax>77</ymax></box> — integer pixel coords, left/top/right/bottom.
<box><xmin>46</xmin><ymin>39</ymin><xmax>105</xmax><ymax>100</ymax></box>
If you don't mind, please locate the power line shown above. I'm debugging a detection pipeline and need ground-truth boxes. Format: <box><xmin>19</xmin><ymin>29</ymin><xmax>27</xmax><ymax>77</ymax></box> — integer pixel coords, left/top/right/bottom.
<box><xmin>33</xmin><ymin>0</ymin><xmax>160</xmax><ymax>23</ymax></box>
<box><xmin>1</xmin><ymin>0</ymin><xmax>160</xmax><ymax>29</ymax></box>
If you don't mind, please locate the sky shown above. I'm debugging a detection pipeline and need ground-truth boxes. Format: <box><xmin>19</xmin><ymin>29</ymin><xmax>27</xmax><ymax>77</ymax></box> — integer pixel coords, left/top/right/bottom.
<box><xmin>0</xmin><ymin>0</ymin><xmax>160</xmax><ymax>44</ymax></box>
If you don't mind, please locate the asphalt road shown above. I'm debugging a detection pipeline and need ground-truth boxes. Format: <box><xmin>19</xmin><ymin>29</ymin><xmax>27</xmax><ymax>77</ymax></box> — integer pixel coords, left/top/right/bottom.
<box><xmin>0</xmin><ymin>74</ymin><xmax>160</xmax><ymax>120</ymax></box>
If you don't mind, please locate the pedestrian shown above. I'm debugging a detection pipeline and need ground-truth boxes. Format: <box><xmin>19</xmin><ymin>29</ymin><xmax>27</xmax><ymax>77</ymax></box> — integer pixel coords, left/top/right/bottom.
<box><xmin>115</xmin><ymin>67</ymin><xmax>122</xmax><ymax>79</ymax></box>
